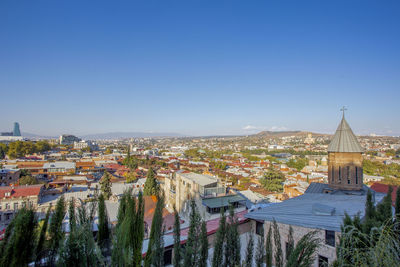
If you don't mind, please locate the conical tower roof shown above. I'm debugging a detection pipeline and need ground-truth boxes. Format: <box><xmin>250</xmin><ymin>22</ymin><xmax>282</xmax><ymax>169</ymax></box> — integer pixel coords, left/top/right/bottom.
<box><xmin>327</xmin><ymin>116</ymin><xmax>363</xmax><ymax>153</ymax></box>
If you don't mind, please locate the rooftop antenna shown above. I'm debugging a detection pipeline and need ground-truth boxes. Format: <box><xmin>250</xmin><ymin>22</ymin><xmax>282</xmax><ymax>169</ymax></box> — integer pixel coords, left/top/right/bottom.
<box><xmin>340</xmin><ymin>106</ymin><xmax>347</xmax><ymax>119</ymax></box>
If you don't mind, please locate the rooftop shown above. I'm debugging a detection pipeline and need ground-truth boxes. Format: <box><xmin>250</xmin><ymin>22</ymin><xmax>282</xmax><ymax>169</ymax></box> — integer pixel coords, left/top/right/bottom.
<box><xmin>202</xmin><ymin>194</ymin><xmax>245</xmax><ymax>209</ymax></box>
<box><xmin>176</xmin><ymin>170</ymin><xmax>218</xmax><ymax>187</ymax></box>
<box><xmin>0</xmin><ymin>184</ymin><xmax>43</xmax><ymax>199</ymax></box>
<box><xmin>245</xmin><ymin>183</ymin><xmax>386</xmax><ymax>232</ymax></box>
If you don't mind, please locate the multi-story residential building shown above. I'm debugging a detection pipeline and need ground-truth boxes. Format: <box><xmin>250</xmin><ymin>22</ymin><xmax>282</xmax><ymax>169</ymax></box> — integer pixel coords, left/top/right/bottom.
<box><xmin>164</xmin><ymin>170</ymin><xmax>225</xmax><ymax>212</ymax></box>
<box><xmin>59</xmin><ymin>134</ymin><xmax>81</xmax><ymax>145</ymax></box>
<box><xmin>0</xmin><ymin>184</ymin><xmax>44</xmax><ymax>227</ymax></box>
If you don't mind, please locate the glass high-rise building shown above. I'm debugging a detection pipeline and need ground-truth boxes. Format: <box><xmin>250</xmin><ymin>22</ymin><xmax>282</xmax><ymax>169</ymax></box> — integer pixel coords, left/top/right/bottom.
<box><xmin>13</xmin><ymin>122</ymin><xmax>21</xmax><ymax>136</ymax></box>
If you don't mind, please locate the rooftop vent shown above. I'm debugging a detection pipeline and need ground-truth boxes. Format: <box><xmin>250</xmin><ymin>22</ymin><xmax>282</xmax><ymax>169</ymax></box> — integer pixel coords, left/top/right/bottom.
<box><xmin>312</xmin><ymin>203</ymin><xmax>335</xmax><ymax>216</ymax></box>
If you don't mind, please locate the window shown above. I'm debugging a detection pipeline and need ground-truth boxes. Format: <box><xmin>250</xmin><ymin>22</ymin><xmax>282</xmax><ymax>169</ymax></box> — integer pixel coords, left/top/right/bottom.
<box><xmin>347</xmin><ymin>166</ymin><xmax>350</xmax><ymax>179</ymax></box>
<box><xmin>355</xmin><ymin>167</ymin><xmax>359</xmax><ymax>184</ymax></box>
<box><xmin>338</xmin><ymin>167</ymin><xmax>341</xmax><ymax>181</ymax></box>
<box><xmin>318</xmin><ymin>255</ymin><xmax>329</xmax><ymax>267</ymax></box>
<box><xmin>5</xmin><ymin>203</ymin><xmax>10</xmax><ymax>210</ymax></box>
<box><xmin>164</xmin><ymin>249</ymin><xmax>172</xmax><ymax>265</ymax></box>
<box><xmin>325</xmin><ymin>230</ymin><xmax>335</xmax><ymax>247</ymax></box>
<box><xmin>255</xmin><ymin>221</ymin><xmax>264</xmax><ymax>236</ymax></box>
<box><xmin>14</xmin><ymin>203</ymin><xmax>18</xmax><ymax>210</ymax></box>
<box><xmin>331</xmin><ymin>166</ymin><xmax>334</xmax><ymax>183</ymax></box>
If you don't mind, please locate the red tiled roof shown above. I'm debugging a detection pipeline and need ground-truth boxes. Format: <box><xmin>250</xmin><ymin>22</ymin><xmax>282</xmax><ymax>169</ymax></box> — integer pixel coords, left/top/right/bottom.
<box><xmin>143</xmin><ymin>196</ymin><xmax>175</xmax><ymax>231</ymax></box>
<box><xmin>0</xmin><ymin>184</ymin><xmax>43</xmax><ymax>199</ymax></box>
<box><xmin>177</xmin><ymin>210</ymin><xmax>248</xmax><ymax>237</ymax></box>
<box><xmin>370</xmin><ymin>182</ymin><xmax>398</xmax><ymax>207</ymax></box>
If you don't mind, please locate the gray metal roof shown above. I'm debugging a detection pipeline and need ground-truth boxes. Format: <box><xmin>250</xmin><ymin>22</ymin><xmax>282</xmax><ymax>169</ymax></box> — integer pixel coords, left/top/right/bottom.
<box><xmin>202</xmin><ymin>194</ymin><xmax>245</xmax><ymax>209</ymax></box>
<box><xmin>327</xmin><ymin>117</ymin><xmax>364</xmax><ymax>153</ymax></box>
<box><xmin>245</xmin><ymin>189</ymin><xmax>386</xmax><ymax>232</ymax></box>
<box><xmin>176</xmin><ymin>170</ymin><xmax>218</xmax><ymax>187</ymax></box>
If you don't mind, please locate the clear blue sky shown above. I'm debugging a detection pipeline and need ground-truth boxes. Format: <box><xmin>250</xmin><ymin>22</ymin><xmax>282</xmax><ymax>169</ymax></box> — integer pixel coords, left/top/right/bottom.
<box><xmin>1</xmin><ymin>0</ymin><xmax>399</xmax><ymax>136</ymax></box>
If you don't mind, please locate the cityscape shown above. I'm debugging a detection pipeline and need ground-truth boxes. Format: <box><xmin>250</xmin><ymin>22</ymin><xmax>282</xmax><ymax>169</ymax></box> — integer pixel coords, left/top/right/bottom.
<box><xmin>1</xmin><ymin>1</ymin><xmax>400</xmax><ymax>267</ymax></box>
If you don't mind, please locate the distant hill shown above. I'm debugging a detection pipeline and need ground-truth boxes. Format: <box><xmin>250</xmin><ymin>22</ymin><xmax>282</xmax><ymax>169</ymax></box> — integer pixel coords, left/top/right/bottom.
<box><xmin>255</xmin><ymin>131</ymin><xmax>328</xmax><ymax>138</ymax></box>
<box><xmin>22</xmin><ymin>132</ymin><xmax>57</xmax><ymax>139</ymax></box>
<box><xmin>79</xmin><ymin>132</ymin><xmax>188</xmax><ymax>140</ymax></box>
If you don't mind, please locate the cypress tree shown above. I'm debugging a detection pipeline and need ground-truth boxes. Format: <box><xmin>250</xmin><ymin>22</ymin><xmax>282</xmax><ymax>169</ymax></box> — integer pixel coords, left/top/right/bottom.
<box><xmin>255</xmin><ymin>226</ymin><xmax>265</xmax><ymax>267</ymax></box>
<box><xmin>112</xmin><ymin>189</ymin><xmax>144</xmax><ymax>266</ymax></box>
<box><xmin>97</xmin><ymin>193</ymin><xmax>110</xmax><ymax>248</ymax></box>
<box><xmin>100</xmin><ymin>171</ymin><xmax>112</xmax><ymax>199</ymax></box>
<box><xmin>0</xmin><ymin>206</ymin><xmax>37</xmax><ymax>266</ymax></box>
<box><xmin>145</xmin><ymin>195</ymin><xmax>165</xmax><ymax>267</ymax></box>
<box><xmin>49</xmin><ymin>196</ymin><xmax>66</xmax><ymax>262</ymax></box>
<box><xmin>199</xmin><ymin>220</ymin><xmax>209</xmax><ymax>267</ymax></box>
<box><xmin>224</xmin><ymin>204</ymin><xmax>241</xmax><ymax>266</ymax></box>
<box><xmin>212</xmin><ymin>208</ymin><xmax>226</xmax><ymax>267</ymax></box>
<box><xmin>69</xmin><ymin>197</ymin><xmax>76</xmax><ymax>232</ymax></box>
<box><xmin>183</xmin><ymin>199</ymin><xmax>202</xmax><ymax>266</ymax></box>
<box><xmin>143</xmin><ymin>167</ymin><xmax>159</xmax><ymax>196</ymax></box>
<box><xmin>36</xmin><ymin>205</ymin><xmax>51</xmax><ymax>262</ymax></box>
<box><xmin>133</xmin><ymin>191</ymin><xmax>145</xmax><ymax>266</ymax></box>
<box><xmin>116</xmin><ymin>190</ymin><xmax>128</xmax><ymax>229</ymax></box>
<box><xmin>396</xmin><ymin>187</ymin><xmax>400</xmax><ymax>219</ymax></box>
<box><xmin>244</xmin><ymin>233</ymin><xmax>254</xmax><ymax>267</ymax></box>
<box><xmin>273</xmin><ymin>219</ymin><xmax>283</xmax><ymax>267</ymax></box>
<box><xmin>363</xmin><ymin>190</ymin><xmax>377</xmax><ymax>234</ymax></box>
<box><xmin>286</xmin><ymin>226</ymin><xmax>294</xmax><ymax>260</ymax></box>
<box><xmin>112</xmin><ymin>190</ymin><xmax>133</xmax><ymax>266</ymax></box>
<box><xmin>173</xmin><ymin>208</ymin><xmax>182</xmax><ymax>267</ymax></box>
<box><xmin>376</xmin><ymin>186</ymin><xmax>393</xmax><ymax>224</ymax></box>
<box><xmin>265</xmin><ymin>224</ymin><xmax>273</xmax><ymax>267</ymax></box>
<box><xmin>395</xmin><ymin>187</ymin><xmax>400</xmax><ymax>239</ymax></box>
<box><xmin>58</xmin><ymin>205</ymin><xmax>104</xmax><ymax>266</ymax></box>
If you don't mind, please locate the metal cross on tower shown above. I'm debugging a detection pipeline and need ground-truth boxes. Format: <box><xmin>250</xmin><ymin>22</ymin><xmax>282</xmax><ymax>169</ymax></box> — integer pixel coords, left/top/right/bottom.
<box><xmin>340</xmin><ymin>106</ymin><xmax>347</xmax><ymax>118</ymax></box>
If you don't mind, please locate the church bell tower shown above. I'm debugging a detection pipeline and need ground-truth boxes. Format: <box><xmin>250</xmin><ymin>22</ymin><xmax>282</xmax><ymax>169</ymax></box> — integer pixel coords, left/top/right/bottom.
<box><xmin>328</xmin><ymin>109</ymin><xmax>364</xmax><ymax>191</ymax></box>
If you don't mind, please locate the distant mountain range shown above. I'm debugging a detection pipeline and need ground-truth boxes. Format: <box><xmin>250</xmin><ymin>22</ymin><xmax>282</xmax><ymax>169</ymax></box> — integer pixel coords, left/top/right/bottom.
<box><xmin>20</xmin><ymin>132</ymin><xmax>187</xmax><ymax>140</ymax></box>
<box><xmin>79</xmin><ymin>132</ymin><xmax>188</xmax><ymax>140</ymax></box>
<box><xmin>255</xmin><ymin>130</ymin><xmax>329</xmax><ymax>137</ymax></box>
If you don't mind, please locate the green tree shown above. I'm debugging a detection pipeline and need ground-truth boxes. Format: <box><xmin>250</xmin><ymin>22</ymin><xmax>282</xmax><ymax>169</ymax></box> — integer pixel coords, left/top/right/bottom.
<box><xmin>255</xmin><ymin>226</ymin><xmax>265</xmax><ymax>267</ymax></box>
<box><xmin>376</xmin><ymin>186</ymin><xmax>393</xmax><ymax>224</ymax></box>
<box><xmin>225</xmin><ymin>204</ymin><xmax>241</xmax><ymax>266</ymax></box>
<box><xmin>49</xmin><ymin>196</ymin><xmax>66</xmax><ymax>263</ymax></box>
<box><xmin>199</xmin><ymin>220</ymin><xmax>209</xmax><ymax>267</ymax></box>
<box><xmin>58</xmin><ymin>204</ymin><xmax>104</xmax><ymax>267</ymax></box>
<box><xmin>145</xmin><ymin>195</ymin><xmax>165</xmax><ymax>267</ymax></box>
<box><xmin>69</xmin><ymin>198</ymin><xmax>76</xmax><ymax>232</ymax></box>
<box><xmin>183</xmin><ymin>200</ymin><xmax>202</xmax><ymax>266</ymax></box>
<box><xmin>0</xmin><ymin>206</ymin><xmax>37</xmax><ymax>267</ymax></box>
<box><xmin>244</xmin><ymin>233</ymin><xmax>254</xmax><ymax>267</ymax></box>
<box><xmin>100</xmin><ymin>171</ymin><xmax>112</xmax><ymax>200</ymax></box>
<box><xmin>260</xmin><ymin>166</ymin><xmax>285</xmax><ymax>193</ymax></box>
<box><xmin>36</xmin><ymin>205</ymin><xmax>51</xmax><ymax>263</ymax></box>
<box><xmin>286</xmin><ymin>231</ymin><xmax>321</xmax><ymax>267</ymax></box>
<box><xmin>0</xmin><ymin>143</ymin><xmax>8</xmax><ymax>159</ymax></box>
<box><xmin>363</xmin><ymin>190</ymin><xmax>378</xmax><ymax>234</ymax></box>
<box><xmin>273</xmin><ymin>220</ymin><xmax>283</xmax><ymax>267</ymax></box>
<box><xmin>212</xmin><ymin>208</ymin><xmax>226</xmax><ymax>267</ymax></box>
<box><xmin>97</xmin><ymin>193</ymin><xmax>110</xmax><ymax>248</ymax></box>
<box><xmin>173</xmin><ymin>208</ymin><xmax>182</xmax><ymax>267</ymax></box>
<box><xmin>286</xmin><ymin>226</ymin><xmax>294</xmax><ymax>260</ymax></box>
<box><xmin>143</xmin><ymin>167</ymin><xmax>159</xmax><ymax>196</ymax></box>
<box><xmin>19</xmin><ymin>175</ymin><xmax>39</xmax><ymax>185</ymax></box>
<box><xmin>112</xmin><ymin>190</ymin><xmax>145</xmax><ymax>267</ymax></box>
<box><xmin>265</xmin><ymin>224</ymin><xmax>273</xmax><ymax>267</ymax></box>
